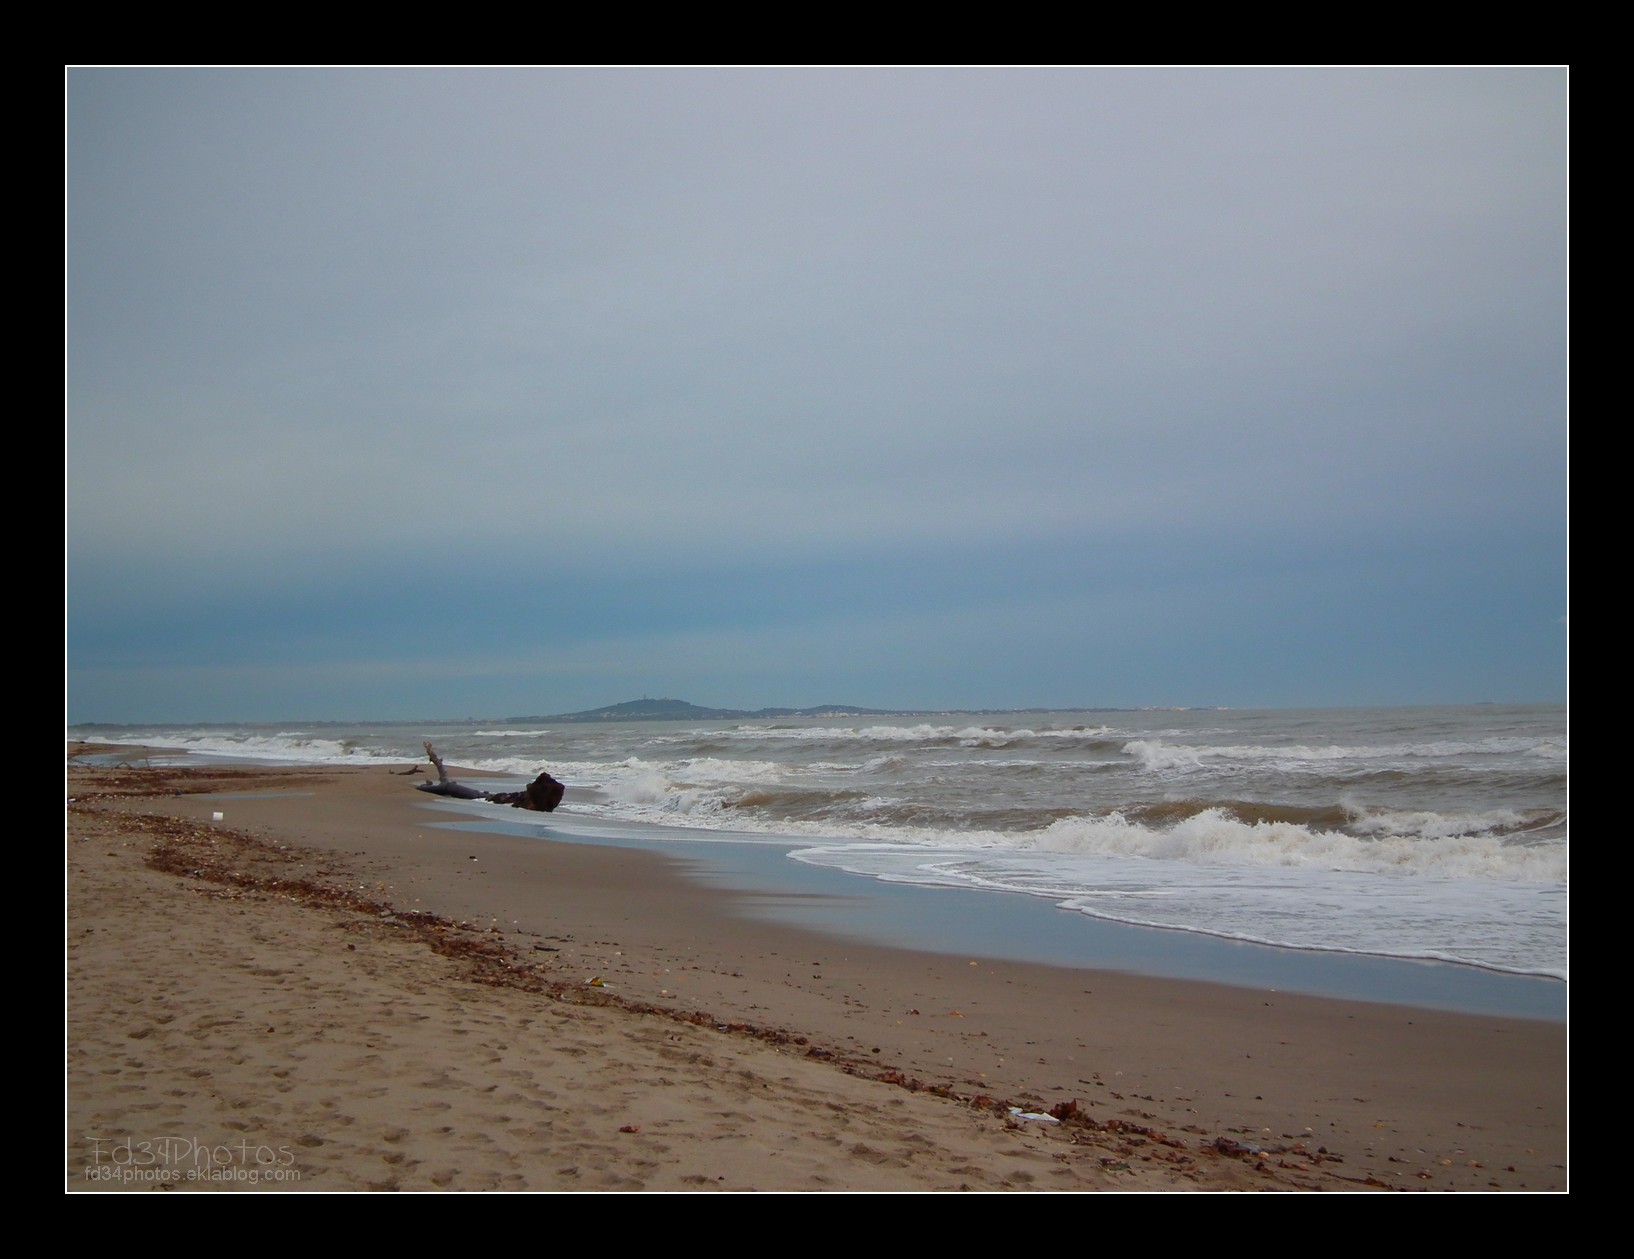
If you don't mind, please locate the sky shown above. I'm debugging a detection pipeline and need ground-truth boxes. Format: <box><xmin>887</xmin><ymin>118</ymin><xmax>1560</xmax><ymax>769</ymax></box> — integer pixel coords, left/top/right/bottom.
<box><xmin>66</xmin><ymin>68</ymin><xmax>1567</xmax><ymax>723</ymax></box>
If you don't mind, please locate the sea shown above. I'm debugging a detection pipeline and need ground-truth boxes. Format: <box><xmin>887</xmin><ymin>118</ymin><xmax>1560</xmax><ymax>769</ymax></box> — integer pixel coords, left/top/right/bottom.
<box><xmin>72</xmin><ymin>704</ymin><xmax>1566</xmax><ymax>1014</ymax></box>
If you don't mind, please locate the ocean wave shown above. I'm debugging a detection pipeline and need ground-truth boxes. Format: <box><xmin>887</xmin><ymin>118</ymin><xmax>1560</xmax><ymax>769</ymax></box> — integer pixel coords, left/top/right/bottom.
<box><xmin>1013</xmin><ymin>809</ymin><xmax>1567</xmax><ymax>881</ymax></box>
<box><xmin>1123</xmin><ymin>734</ymin><xmax>1567</xmax><ymax>776</ymax></box>
<box><xmin>725</xmin><ymin>722</ymin><xmax>1117</xmax><ymax>749</ymax></box>
<box><xmin>82</xmin><ymin>730</ymin><xmax>400</xmax><ymax>766</ymax></box>
<box><xmin>568</xmin><ymin>780</ymin><xmax>1567</xmax><ymax>882</ymax></box>
<box><xmin>1344</xmin><ymin>805</ymin><xmax>1565</xmax><ymax>841</ymax></box>
<box><xmin>782</xmin><ymin>843</ymin><xmax>1567</xmax><ymax>979</ymax></box>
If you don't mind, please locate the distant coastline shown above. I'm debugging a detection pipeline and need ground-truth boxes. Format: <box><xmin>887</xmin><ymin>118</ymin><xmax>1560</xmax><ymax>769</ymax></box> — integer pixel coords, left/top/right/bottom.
<box><xmin>64</xmin><ymin>697</ymin><xmax>1242</xmax><ymax>730</ymax></box>
<box><xmin>508</xmin><ymin>697</ymin><xmax>1229</xmax><ymax>724</ymax></box>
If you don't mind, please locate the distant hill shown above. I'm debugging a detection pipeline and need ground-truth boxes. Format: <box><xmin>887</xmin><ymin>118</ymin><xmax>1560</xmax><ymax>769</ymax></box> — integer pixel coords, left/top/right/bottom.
<box><xmin>527</xmin><ymin>697</ymin><xmax>905</xmax><ymax>723</ymax></box>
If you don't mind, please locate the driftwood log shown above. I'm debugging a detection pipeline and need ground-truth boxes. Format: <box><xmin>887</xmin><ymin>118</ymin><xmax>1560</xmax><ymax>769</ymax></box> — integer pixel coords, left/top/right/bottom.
<box><xmin>414</xmin><ymin>740</ymin><xmax>565</xmax><ymax>812</ymax></box>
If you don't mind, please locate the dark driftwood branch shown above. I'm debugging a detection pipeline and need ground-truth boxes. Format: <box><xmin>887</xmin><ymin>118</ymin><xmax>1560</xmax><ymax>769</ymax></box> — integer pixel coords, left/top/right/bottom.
<box><xmin>414</xmin><ymin>741</ymin><xmax>565</xmax><ymax>812</ymax></box>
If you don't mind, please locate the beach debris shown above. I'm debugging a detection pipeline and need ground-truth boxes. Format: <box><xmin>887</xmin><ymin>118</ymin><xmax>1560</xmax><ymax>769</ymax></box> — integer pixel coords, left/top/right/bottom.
<box><xmin>414</xmin><ymin>741</ymin><xmax>565</xmax><ymax>811</ymax></box>
<box><xmin>1008</xmin><ymin>1108</ymin><xmax>1060</xmax><ymax>1124</ymax></box>
<box><xmin>485</xmin><ymin>771</ymin><xmax>567</xmax><ymax>812</ymax></box>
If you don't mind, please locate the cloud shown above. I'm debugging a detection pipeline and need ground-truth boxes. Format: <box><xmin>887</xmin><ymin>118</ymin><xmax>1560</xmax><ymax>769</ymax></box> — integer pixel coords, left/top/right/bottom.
<box><xmin>67</xmin><ymin>68</ymin><xmax>1567</xmax><ymax>720</ymax></box>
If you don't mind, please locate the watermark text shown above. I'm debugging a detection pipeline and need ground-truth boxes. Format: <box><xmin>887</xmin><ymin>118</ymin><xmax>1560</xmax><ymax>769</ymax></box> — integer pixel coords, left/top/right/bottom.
<box><xmin>81</xmin><ymin>1136</ymin><xmax>301</xmax><ymax>1185</ymax></box>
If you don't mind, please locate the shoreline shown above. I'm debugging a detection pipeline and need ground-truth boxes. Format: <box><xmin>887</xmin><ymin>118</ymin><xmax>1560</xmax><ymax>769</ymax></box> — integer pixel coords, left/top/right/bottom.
<box><xmin>426</xmin><ymin>805</ymin><xmax>1566</xmax><ymax>1020</ymax></box>
<box><xmin>67</xmin><ymin>756</ymin><xmax>1568</xmax><ymax>1191</ymax></box>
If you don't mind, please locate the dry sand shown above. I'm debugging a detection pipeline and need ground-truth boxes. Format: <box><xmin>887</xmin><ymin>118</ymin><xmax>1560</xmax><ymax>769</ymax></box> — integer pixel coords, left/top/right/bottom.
<box><xmin>66</xmin><ymin>754</ymin><xmax>1566</xmax><ymax>1192</ymax></box>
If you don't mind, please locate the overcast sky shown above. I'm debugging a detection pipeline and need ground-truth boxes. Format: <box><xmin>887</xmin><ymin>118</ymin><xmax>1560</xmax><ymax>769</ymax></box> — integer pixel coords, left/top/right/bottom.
<box><xmin>66</xmin><ymin>68</ymin><xmax>1566</xmax><ymax>723</ymax></box>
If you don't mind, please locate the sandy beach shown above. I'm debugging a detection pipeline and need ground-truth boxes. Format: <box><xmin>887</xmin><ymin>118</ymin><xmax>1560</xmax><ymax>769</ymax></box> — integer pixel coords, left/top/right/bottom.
<box><xmin>66</xmin><ymin>753</ymin><xmax>1567</xmax><ymax>1192</ymax></box>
